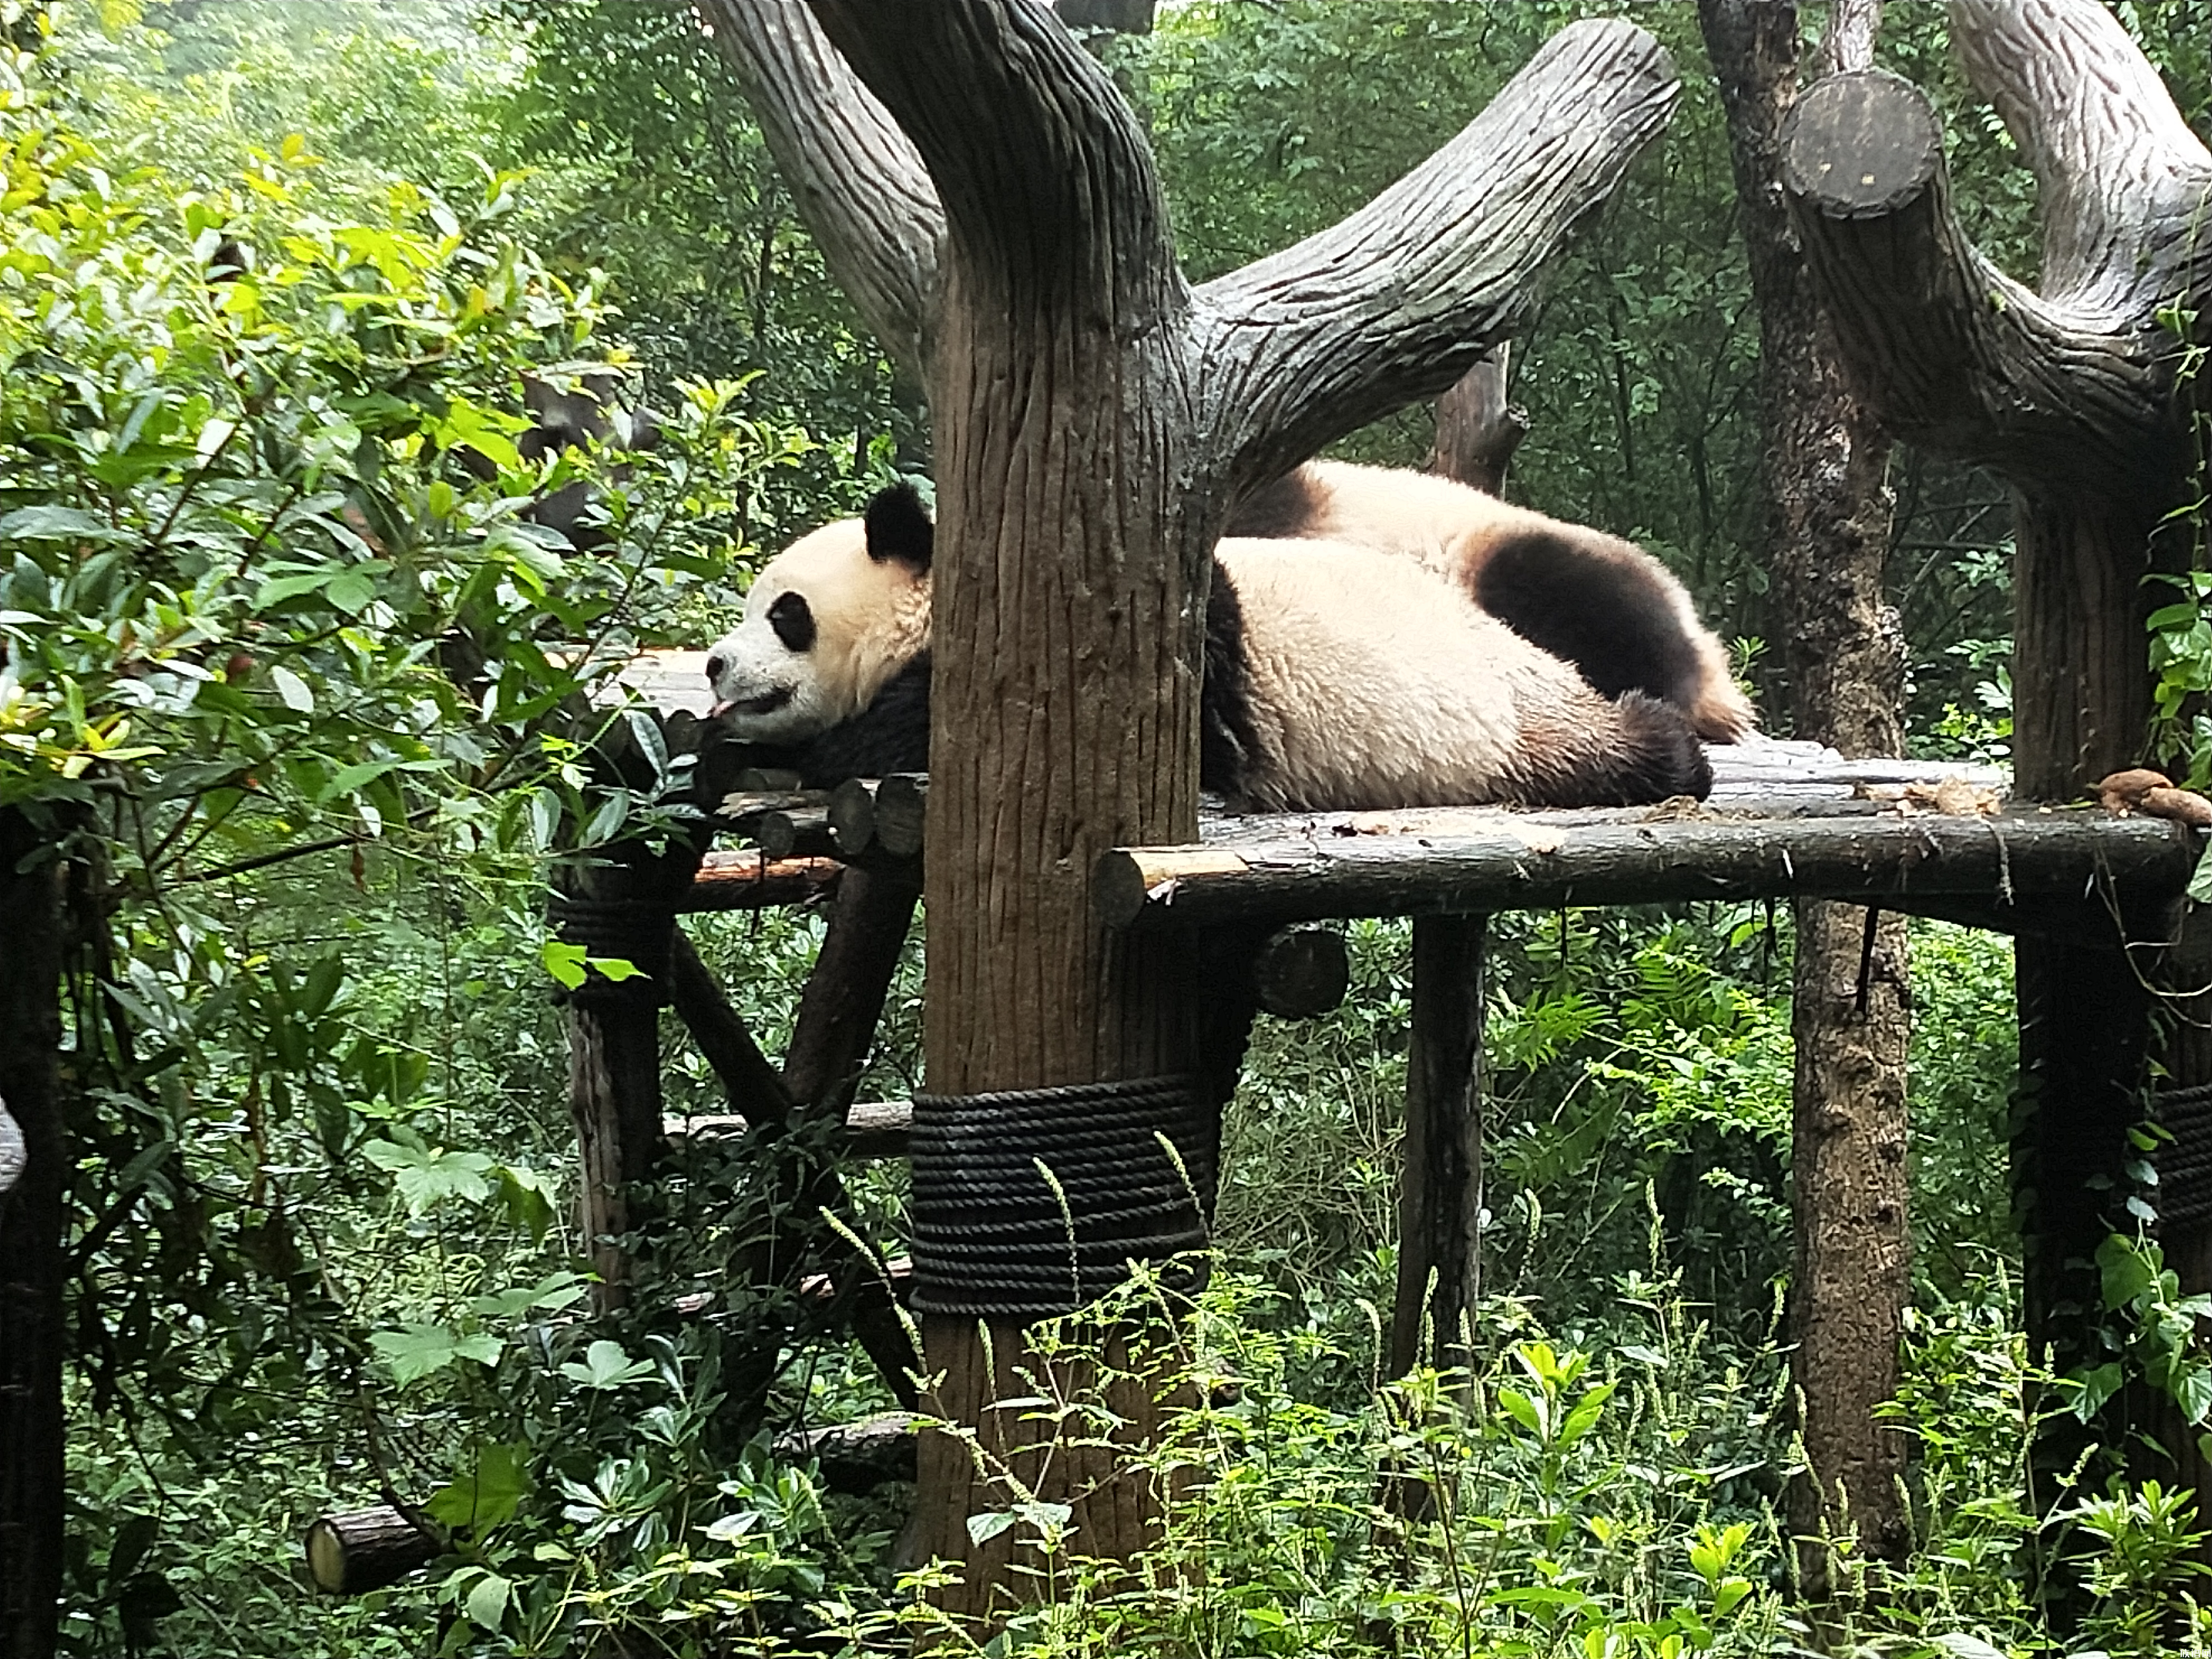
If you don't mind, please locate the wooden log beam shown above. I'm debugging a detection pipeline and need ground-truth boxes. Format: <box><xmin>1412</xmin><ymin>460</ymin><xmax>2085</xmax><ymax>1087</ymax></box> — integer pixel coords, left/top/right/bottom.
<box><xmin>664</xmin><ymin>1099</ymin><xmax>913</xmax><ymax>1160</ymax></box>
<box><xmin>1391</xmin><ymin>915</ymin><xmax>1488</xmax><ymax>1386</ymax></box>
<box><xmin>680</xmin><ymin>850</ymin><xmax>843</xmax><ymax>914</ymax></box>
<box><xmin>1099</xmin><ymin>809</ymin><xmax>2196</xmax><ymax>933</ymax></box>
<box><xmin>667</xmin><ymin>928</ymin><xmax>795</xmax><ymax>1131</ymax></box>
<box><xmin>1250</xmin><ymin>927</ymin><xmax>1350</xmax><ymax>1020</ymax></box>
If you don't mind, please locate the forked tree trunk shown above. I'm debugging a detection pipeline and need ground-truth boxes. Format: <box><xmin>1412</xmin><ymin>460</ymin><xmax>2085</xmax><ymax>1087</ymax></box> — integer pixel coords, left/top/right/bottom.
<box><xmin>1779</xmin><ymin>0</ymin><xmax>2212</xmax><ymax>1599</ymax></box>
<box><xmin>0</xmin><ymin>810</ymin><xmax>67</xmax><ymax>1659</ymax></box>
<box><xmin>705</xmin><ymin>0</ymin><xmax>1681</xmax><ymax>1620</ymax></box>
<box><xmin>1699</xmin><ymin>0</ymin><xmax>1912</xmax><ymax>1597</ymax></box>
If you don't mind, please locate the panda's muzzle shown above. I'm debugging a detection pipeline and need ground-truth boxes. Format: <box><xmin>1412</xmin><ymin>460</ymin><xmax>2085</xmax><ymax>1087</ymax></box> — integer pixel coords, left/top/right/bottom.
<box><xmin>708</xmin><ymin>685</ymin><xmax>794</xmax><ymax>721</ymax></box>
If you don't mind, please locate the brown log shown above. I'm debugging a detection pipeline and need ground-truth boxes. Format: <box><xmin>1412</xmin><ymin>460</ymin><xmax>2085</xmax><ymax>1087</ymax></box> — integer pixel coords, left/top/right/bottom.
<box><xmin>1250</xmin><ymin>927</ymin><xmax>1350</xmax><ymax>1020</ymax></box>
<box><xmin>303</xmin><ymin>1505</ymin><xmax>440</xmax><ymax>1595</ymax></box>
<box><xmin>827</xmin><ymin>777</ymin><xmax>879</xmax><ymax>859</ymax></box>
<box><xmin>870</xmin><ymin>773</ymin><xmax>927</xmax><ymax>860</ymax></box>
<box><xmin>755</xmin><ymin>806</ymin><xmax>836</xmax><ymax>861</ymax></box>
<box><xmin>1099</xmin><ymin>809</ymin><xmax>2195</xmax><ymax>933</ymax></box>
<box><xmin>663</xmin><ymin>1098</ymin><xmax>913</xmax><ymax>1159</ymax></box>
<box><xmin>774</xmin><ymin>1413</ymin><xmax>919</xmax><ymax>1492</ymax></box>
<box><xmin>1428</xmin><ymin>344</ymin><xmax>1528</xmax><ymax>496</ymax></box>
<box><xmin>1390</xmin><ymin>915</ymin><xmax>1488</xmax><ymax>1386</ymax></box>
<box><xmin>781</xmin><ymin>866</ymin><xmax>920</xmax><ymax>1119</ymax></box>
<box><xmin>680</xmin><ymin>850</ymin><xmax>843</xmax><ymax>914</ymax></box>
<box><xmin>0</xmin><ymin>811</ymin><xmax>66</xmax><ymax>1656</ymax></box>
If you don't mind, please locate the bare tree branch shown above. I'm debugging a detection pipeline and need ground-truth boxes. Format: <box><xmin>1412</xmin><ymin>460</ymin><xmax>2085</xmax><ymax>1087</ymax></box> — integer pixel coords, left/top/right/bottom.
<box><xmin>1815</xmin><ymin>0</ymin><xmax>1883</xmax><ymax>76</ymax></box>
<box><xmin>695</xmin><ymin>0</ymin><xmax>943</xmax><ymax>373</ymax></box>
<box><xmin>1192</xmin><ymin>19</ymin><xmax>1679</xmax><ymax>492</ymax></box>
<box><xmin>806</xmin><ymin>0</ymin><xmax>1185</xmax><ymax>329</ymax></box>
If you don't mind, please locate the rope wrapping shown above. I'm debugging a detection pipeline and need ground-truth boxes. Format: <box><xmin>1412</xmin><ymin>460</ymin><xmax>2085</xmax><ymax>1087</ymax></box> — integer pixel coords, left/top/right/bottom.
<box><xmin>2159</xmin><ymin>1082</ymin><xmax>2212</xmax><ymax>1228</ymax></box>
<box><xmin>545</xmin><ymin>892</ymin><xmax>677</xmax><ymax>1004</ymax></box>
<box><xmin>908</xmin><ymin>1075</ymin><xmax>1214</xmax><ymax>1318</ymax></box>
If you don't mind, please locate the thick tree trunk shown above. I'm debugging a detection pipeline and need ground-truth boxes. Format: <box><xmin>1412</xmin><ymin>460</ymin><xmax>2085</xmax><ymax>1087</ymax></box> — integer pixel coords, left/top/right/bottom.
<box><xmin>1700</xmin><ymin>0</ymin><xmax>1912</xmax><ymax>1597</ymax></box>
<box><xmin>707</xmin><ymin>0</ymin><xmax>1680</xmax><ymax>1620</ymax></box>
<box><xmin>1779</xmin><ymin>0</ymin><xmax>2212</xmax><ymax>1606</ymax></box>
<box><xmin>0</xmin><ymin>810</ymin><xmax>67</xmax><ymax>1659</ymax></box>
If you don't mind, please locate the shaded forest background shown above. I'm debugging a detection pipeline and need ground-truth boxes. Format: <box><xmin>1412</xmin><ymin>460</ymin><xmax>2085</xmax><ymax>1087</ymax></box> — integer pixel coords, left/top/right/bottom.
<box><xmin>5</xmin><ymin>0</ymin><xmax>2210</xmax><ymax>1653</ymax></box>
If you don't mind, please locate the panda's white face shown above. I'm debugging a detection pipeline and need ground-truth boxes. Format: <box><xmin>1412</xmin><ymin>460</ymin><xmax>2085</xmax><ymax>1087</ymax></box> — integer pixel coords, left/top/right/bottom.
<box><xmin>705</xmin><ymin>516</ymin><xmax>930</xmax><ymax>747</ymax></box>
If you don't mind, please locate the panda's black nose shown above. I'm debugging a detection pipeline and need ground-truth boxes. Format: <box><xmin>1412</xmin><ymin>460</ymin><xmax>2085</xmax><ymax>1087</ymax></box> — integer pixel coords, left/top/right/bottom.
<box><xmin>705</xmin><ymin>653</ymin><xmax>726</xmax><ymax>684</ymax></box>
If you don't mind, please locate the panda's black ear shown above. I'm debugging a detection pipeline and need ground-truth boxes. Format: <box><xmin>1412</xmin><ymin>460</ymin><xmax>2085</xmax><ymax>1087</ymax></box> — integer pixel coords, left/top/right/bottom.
<box><xmin>864</xmin><ymin>481</ymin><xmax>934</xmax><ymax>573</ymax></box>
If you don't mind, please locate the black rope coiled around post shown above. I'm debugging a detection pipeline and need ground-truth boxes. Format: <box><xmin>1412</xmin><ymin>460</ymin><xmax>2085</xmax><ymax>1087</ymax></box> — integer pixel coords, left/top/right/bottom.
<box><xmin>908</xmin><ymin>1075</ymin><xmax>1214</xmax><ymax>1319</ymax></box>
<box><xmin>545</xmin><ymin>891</ymin><xmax>676</xmax><ymax>1004</ymax></box>
<box><xmin>2156</xmin><ymin>1082</ymin><xmax>2212</xmax><ymax>1228</ymax></box>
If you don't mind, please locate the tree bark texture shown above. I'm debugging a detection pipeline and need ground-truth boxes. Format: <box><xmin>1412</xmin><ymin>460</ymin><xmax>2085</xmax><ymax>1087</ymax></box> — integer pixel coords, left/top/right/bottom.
<box><xmin>0</xmin><ymin>811</ymin><xmax>66</xmax><ymax>1659</ymax></box>
<box><xmin>1779</xmin><ymin>0</ymin><xmax>2212</xmax><ymax>1578</ymax></box>
<box><xmin>1700</xmin><ymin>0</ymin><xmax>1912</xmax><ymax>1592</ymax></box>
<box><xmin>704</xmin><ymin>0</ymin><xmax>1681</xmax><ymax>1617</ymax></box>
<box><xmin>1390</xmin><ymin>915</ymin><xmax>1488</xmax><ymax>1388</ymax></box>
<box><xmin>1428</xmin><ymin>344</ymin><xmax>1528</xmax><ymax>497</ymax></box>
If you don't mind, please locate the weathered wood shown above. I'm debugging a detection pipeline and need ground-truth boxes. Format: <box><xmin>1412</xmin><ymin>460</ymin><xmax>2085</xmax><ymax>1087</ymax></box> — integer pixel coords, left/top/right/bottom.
<box><xmin>0</xmin><ymin>811</ymin><xmax>66</xmax><ymax>1658</ymax></box>
<box><xmin>1391</xmin><ymin>915</ymin><xmax>1488</xmax><ymax>1386</ymax></box>
<box><xmin>827</xmin><ymin>777</ymin><xmax>879</xmax><ymax>859</ymax></box>
<box><xmin>1250</xmin><ymin>927</ymin><xmax>1350</xmax><ymax>1020</ymax></box>
<box><xmin>781</xmin><ymin>866</ymin><xmax>921</xmax><ymax>1119</ymax></box>
<box><xmin>663</xmin><ymin>1099</ymin><xmax>913</xmax><ymax>1160</ymax></box>
<box><xmin>1702</xmin><ymin>0</ymin><xmax>1911</xmax><ymax>1595</ymax></box>
<box><xmin>754</xmin><ymin>805</ymin><xmax>836</xmax><ymax>861</ymax></box>
<box><xmin>1428</xmin><ymin>344</ymin><xmax>1527</xmax><ymax>496</ymax></box>
<box><xmin>303</xmin><ymin>1505</ymin><xmax>440</xmax><ymax>1596</ymax></box>
<box><xmin>871</xmin><ymin>773</ymin><xmax>927</xmax><ymax>860</ymax></box>
<box><xmin>680</xmin><ymin>850</ymin><xmax>842</xmax><ymax>914</ymax></box>
<box><xmin>773</xmin><ymin>1413</ymin><xmax>920</xmax><ymax>1492</ymax></box>
<box><xmin>1782</xmin><ymin>0</ymin><xmax>2212</xmax><ymax>1594</ymax></box>
<box><xmin>1101</xmin><ymin>808</ymin><xmax>2195</xmax><ymax>933</ymax></box>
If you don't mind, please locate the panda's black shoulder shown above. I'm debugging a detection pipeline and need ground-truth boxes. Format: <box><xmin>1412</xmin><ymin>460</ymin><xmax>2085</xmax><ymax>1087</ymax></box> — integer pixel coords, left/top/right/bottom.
<box><xmin>864</xmin><ymin>481</ymin><xmax>934</xmax><ymax>572</ymax></box>
<box><xmin>797</xmin><ymin>650</ymin><xmax>933</xmax><ymax>787</ymax></box>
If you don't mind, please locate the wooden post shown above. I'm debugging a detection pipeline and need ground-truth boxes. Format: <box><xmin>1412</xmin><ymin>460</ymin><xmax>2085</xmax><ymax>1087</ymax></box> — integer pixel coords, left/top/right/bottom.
<box><xmin>1780</xmin><ymin>0</ymin><xmax>2212</xmax><ymax>1585</ymax></box>
<box><xmin>0</xmin><ymin>809</ymin><xmax>66</xmax><ymax>1659</ymax></box>
<box><xmin>1428</xmin><ymin>345</ymin><xmax>1528</xmax><ymax>497</ymax></box>
<box><xmin>707</xmin><ymin>0</ymin><xmax>1681</xmax><ymax>1621</ymax></box>
<box><xmin>1390</xmin><ymin>914</ymin><xmax>1489</xmax><ymax>1384</ymax></box>
<box><xmin>1700</xmin><ymin>0</ymin><xmax>1913</xmax><ymax>1592</ymax></box>
<box><xmin>554</xmin><ymin>846</ymin><xmax>696</xmax><ymax>1309</ymax></box>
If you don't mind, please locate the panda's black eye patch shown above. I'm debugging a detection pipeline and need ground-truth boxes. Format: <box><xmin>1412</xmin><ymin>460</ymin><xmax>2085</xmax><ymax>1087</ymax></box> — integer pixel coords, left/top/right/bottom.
<box><xmin>767</xmin><ymin>591</ymin><xmax>817</xmax><ymax>653</ymax></box>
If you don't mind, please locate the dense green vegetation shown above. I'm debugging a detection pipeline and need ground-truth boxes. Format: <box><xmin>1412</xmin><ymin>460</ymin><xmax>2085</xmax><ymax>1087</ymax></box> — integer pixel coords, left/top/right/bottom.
<box><xmin>5</xmin><ymin>1</ymin><xmax>2210</xmax><ymax>1655</ymax></box>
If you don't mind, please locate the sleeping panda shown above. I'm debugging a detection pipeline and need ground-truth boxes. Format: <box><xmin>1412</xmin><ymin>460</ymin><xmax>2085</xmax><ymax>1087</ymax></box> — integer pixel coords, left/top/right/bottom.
<box><xmin>702</xmin><ymin>483</ymin><xmax>1712</xmax><ymax>812</ymax></box>
<box><xmin>1228</xmin><ymin>460</ymin><xmax>1755</xmax><ymax>742</ymax></box>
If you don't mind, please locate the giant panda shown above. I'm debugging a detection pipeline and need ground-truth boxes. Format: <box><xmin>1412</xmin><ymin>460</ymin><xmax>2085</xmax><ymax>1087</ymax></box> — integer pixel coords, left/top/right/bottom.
<box><xmin>1228</xmin><ymin>460</ymin><xmax>1755</xmax><ymax>742</ymax></box>
<box><xmin>702</xmin><ymin>483</ymin><xmax>1712</xmax><ymax>812</ymax></box>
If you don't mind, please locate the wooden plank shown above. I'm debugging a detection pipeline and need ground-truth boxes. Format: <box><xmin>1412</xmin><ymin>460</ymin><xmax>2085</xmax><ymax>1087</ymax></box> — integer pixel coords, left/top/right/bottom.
<box><xmin>1098</xmin><ymin>808</ymin><xmax>2197</xmax><ymax>932</ymax></box>
<box><xmin>664</xmin><ymin>1098</ymin><xmax>913</xmax><ymax>1158</ymax></box>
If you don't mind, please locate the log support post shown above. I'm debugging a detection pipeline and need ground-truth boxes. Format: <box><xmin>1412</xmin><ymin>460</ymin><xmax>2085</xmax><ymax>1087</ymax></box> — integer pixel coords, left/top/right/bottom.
<box><xmin>1390</xmin><ymin>914</ymin><xmax>1489</xmax><ymax>1386</ymax></box>
<box><xmin>553</xmin><ymin>845</ymin><xmax>697</xmax><ymax>1310</ymax></box>
<box><xmin>708</xmin><ymin>0</ymin><xmax>1679</xmax><ymax>1621</ymax></box>
<box><xmin>1780</xmin><ymin>0</ymin><xmax>2212</xmax><ymax>1596</ymax></box>
<box><xmin>0</xmin><ymin>809</ymin><xmax>67</xmax><ymax>1659</ymax></box>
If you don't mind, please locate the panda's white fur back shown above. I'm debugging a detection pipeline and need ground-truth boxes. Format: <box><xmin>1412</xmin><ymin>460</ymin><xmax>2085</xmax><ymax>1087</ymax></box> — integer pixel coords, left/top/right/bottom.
<box><xmin>1230</xmin><ymin>460</ymin><xmax>1756</xmax><ymax>743</ymax></box>
<box><xmin>1214</xmin><ymin>538</ymin><xmax>1697</xmax><ymax>811</ymax></box>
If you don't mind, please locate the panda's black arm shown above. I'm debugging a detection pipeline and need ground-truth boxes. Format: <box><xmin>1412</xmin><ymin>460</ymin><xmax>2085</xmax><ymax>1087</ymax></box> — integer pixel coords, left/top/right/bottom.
<box><xmin>798</xmin><ymin>652</ymin><xmax>935</xmax><ymax>788</ymax></box>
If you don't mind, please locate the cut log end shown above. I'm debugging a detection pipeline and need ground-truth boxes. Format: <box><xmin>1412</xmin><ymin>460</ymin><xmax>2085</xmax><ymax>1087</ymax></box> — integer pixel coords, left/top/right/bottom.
<box><xmin>1252</xmin><ymin>926</ymin><xmax>1351</xmax><ymax>1019</ymax></box>
<box><xmin>1781</xmin><ymin>70</ymin><xmax>1943</xmax><ymax>217</ymax></box>
<box><xmin>304</xmin><ymin>1505</ymin><xmax>439</xmax><ymax>1595</ymax></box>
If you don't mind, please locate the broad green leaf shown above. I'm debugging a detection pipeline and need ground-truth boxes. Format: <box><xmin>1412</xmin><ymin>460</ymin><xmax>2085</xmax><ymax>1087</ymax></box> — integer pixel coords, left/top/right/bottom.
<box><xmin>966</xmin><ymin>1510</ymin><xmax>1016</xmax><ymax>1547</ymax></box>
<box><xmin>364</xmin><ymin>1138</ymin><xmax>495</xmax><ymax>1212</ymax></box>
<box><xmin>0</xmin><ymin>505</ymin><xmax>131</xmax><ymax>544</ymax></box>
<box><xmin>269</xmin><ymin>665</ymin><xmax>315</xmax><ymax>713</ymax></box>
<box><xmin>558</xmin><ymin>1338</ymin><xmax>655</xmax><ymax>1391</ymax></box>
<box><xmin>424</xmin><ymin>1443</ymin><xmax>529</xmax><ymax>1533</ymax></box>
<box><xmin>541</xmin><ymin>939</ymin><xmax>588</xmax><ymax>990</ymax></box>
<box><xmin>463</xmin><ymin>1570</ymin><xmax>511</xmax><ymax>1632</ymax></box>
<box><xmin>371</xmin><ymin>1323</ymin><xmax>503</xmax><ymax>1386</ymax></box>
